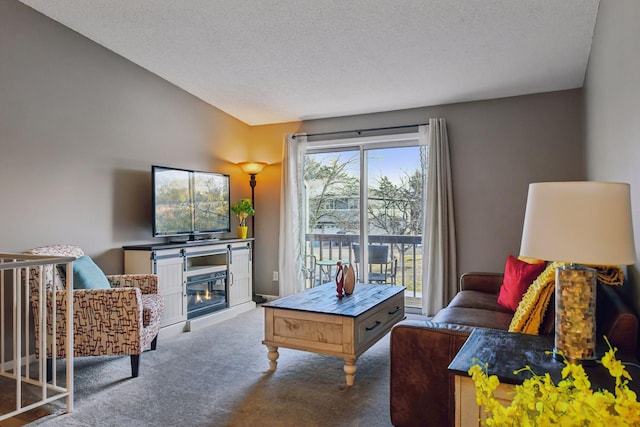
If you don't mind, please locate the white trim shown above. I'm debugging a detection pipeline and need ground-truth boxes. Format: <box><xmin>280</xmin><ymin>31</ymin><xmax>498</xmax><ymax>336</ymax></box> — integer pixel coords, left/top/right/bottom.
<box><xmin>307</xmin><ymin>131</ymin><xmax>423</xmax><ymax>151</ymax></box>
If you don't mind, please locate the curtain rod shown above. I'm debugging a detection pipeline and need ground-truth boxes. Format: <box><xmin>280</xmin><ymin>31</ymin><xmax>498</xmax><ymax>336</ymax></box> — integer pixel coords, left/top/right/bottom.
<box><xmin>292</xmin><ymin>123</ymin><xmax>428</xmax><ymax>139</ymax></box>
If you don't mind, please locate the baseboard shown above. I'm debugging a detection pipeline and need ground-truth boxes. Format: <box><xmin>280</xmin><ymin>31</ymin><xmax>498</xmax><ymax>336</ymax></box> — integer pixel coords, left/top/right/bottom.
<box><xmin>184</xmin><ymin>301</ymin><xmax>256</xmax><ymax>332</ymax></box>
<box><xmin>405</xmin><ymin>306</ymin><xmax>424</xmax><ymax>315</ymax></box>
<box><xmin>158</xmin><ymin>322</ymin><xmax>188</xmax><ymax>339</ymax></box>
<box><xmin>158</xmin><ymin>301</ymin><xmax>258</xmax><ymax>338</ymax></box>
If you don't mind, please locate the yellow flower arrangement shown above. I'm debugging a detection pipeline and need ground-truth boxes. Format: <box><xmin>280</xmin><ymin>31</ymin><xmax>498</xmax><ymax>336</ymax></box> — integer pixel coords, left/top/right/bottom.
<box><xmin>468</xmin><ymin>339</ymin><xmax>640</xmax><ymax>426</ymax></box>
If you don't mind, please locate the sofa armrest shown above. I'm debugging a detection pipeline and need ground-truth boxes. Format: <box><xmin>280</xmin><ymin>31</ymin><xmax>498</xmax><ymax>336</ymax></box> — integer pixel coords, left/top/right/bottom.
<box><xmin>107</xmin><ymin>274</ymin><xmax>158</xmax><ymax>294</ymax></box>
<box><xmin>390</xmin><ymin>320</ymin><xmax>475</xmax><ymax>427</ymax></box>
<box><xmin>459</xmin><ymin>272</ymin><xmax>503</xmax><ymax>293</ymax></box>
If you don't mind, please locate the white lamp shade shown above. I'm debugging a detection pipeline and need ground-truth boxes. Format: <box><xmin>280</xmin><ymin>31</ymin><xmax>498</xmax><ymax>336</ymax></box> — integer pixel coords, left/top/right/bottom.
<box><xmin>519</xmin><ymin>182</ymin><xmax>636</xmax><ymax>265</ymax></box>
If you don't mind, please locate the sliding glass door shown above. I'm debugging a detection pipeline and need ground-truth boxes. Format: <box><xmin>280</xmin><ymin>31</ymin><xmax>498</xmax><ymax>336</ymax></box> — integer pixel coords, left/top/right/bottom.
<box><xmin>304</xmin><ymin>149</ymin><xmax>360</xmax><ymax>284</ymax></box>
<box><xmin>303</xmin><ymin>133</ymin><xmax>426</xmax><ymax>307</ymax></box>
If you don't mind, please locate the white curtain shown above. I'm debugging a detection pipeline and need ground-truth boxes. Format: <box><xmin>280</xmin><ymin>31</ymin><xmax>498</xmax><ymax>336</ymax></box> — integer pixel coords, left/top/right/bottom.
<box><xmin>422</xmin><ymin>118</ymin><xmax>457</xmax><ymax>315</ymax></box>
<box><xmin>278</xmin><ymin>133</ymin><xmax>308</xmax><ymax>296</ymax></box>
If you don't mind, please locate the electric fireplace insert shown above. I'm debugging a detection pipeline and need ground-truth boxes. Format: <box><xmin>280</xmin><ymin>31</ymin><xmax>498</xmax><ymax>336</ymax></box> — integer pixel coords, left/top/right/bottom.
<box><xmin>186</xmin><ymin>270</ymin><xmax>227</xmax><ymax>319</ymax></box>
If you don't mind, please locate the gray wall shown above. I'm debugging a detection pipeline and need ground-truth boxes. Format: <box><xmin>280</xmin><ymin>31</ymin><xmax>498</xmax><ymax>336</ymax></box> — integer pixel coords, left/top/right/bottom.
<box><xmin>1</xmin><ymin>1</ymin><xmax>257</xmax><ymax>360</ymax></box>
<box><xmin>253</xmin><ymin>89</ymin><xmax>586</xmax><ymax>296</ymax></box>
<box><xmin>0</xmin><ymin>1</ymin><xmax>253</xmax><ymax>271</ymax></box>
<box><xmin>2</xmin><ymin>2</ymin><xmax>587</xmax><ymax>306</ymax></box>
<box><xmin>584</xmin><ymin>0</ymin><xmax>640</xmax><ymax>324</ymax></box>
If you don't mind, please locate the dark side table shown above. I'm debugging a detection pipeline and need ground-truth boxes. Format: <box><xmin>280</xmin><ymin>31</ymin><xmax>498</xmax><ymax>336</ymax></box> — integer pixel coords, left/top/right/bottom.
<box><xmin>448</xmin><ymin>328</ymin><xmax>640</xmax><ymax>427</ymax></box>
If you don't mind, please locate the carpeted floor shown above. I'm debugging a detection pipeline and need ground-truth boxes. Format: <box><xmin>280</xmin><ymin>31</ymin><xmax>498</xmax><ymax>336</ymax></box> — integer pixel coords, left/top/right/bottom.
<box><xmin>24</xmin><ymin>307</ymin><xmax>410</xmax><ymax>426</ymax></box>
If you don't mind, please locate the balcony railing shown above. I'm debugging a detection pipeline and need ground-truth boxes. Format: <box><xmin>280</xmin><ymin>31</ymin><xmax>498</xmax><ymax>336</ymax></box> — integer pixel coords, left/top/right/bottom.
<box><xmin>304</xmin><ymin>233</ymin><xmax>422</xmax><ymax>303</ymax></box>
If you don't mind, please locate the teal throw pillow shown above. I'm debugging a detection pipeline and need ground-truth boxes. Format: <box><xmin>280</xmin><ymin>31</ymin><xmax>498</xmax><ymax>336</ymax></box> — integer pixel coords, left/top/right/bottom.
<box><xmin>72</xmin><ymin>255</ymin><xmax>111</xmax><ymax>290</ymax></box>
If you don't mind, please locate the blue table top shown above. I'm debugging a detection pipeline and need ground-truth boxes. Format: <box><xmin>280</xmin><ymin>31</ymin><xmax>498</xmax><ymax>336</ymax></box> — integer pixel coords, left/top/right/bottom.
<box><xmin>263</xmin><ymin>282</ymin><xmax>404</xmax><ymax>317</ymax></box>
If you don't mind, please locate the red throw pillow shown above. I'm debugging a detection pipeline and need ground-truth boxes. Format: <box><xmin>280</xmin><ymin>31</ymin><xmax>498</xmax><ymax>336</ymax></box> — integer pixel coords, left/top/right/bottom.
<box><xmin>497</xmin><ymin>255</ymin><xmax>547</xmax><ymax>312</ymax></box>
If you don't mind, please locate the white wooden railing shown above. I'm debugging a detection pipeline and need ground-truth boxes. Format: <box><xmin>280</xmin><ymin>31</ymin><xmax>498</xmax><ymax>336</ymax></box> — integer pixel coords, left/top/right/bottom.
<box><xmin>0</xmin><ymin>253</ymin><xmax>74</xmax><ymax>421</ymax></box>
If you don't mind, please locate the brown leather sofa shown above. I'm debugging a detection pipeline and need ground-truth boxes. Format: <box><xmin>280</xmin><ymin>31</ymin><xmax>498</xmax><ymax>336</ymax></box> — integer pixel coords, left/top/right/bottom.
<box><xmin>389</xmin><ymin>272</ymin><xmax>639</xmax><ymax>427</ymax></box>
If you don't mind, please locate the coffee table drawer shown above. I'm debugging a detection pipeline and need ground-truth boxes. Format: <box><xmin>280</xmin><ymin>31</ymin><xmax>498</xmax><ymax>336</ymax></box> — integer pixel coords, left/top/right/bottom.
<box><xmin>355</xmin><ymin>292</ymin><xmax>404</xmax><ymax>350</ymax></box>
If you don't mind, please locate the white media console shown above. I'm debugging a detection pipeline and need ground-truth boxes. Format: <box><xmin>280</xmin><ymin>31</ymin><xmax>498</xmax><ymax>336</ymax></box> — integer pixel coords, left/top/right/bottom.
<box><xmin>123</xmin><ymin>238</ymin><xmax>255</xmax><ymax>334</ymax></box>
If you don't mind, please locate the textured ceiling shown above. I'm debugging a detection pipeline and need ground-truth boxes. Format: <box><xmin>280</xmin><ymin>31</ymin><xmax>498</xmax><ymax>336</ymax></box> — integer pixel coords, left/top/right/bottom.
<box><xmin>19</xmin><ymin>0</ymin><xmax>600</xmax><ymax>126</ymax></box>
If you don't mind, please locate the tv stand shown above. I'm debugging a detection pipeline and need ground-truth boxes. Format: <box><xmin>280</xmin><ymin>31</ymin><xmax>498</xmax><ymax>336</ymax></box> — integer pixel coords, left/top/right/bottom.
<box><xmin>167</xmin><ymin>235</ymin><xmax>220</xmax><ymax>244</ymax></box>
<box><xmin>184</xmin><ymin>238</ymin><xmax>219</xmax><ymax>244</ymax></box>
<box><xmin>123</xmin><ymin>238</ymin><xmax>255</xmax><ymax>332</ymax></box>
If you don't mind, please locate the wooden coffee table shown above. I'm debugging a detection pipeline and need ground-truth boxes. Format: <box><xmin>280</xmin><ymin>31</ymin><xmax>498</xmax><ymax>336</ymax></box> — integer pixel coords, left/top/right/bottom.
<box><xmin>262</xmin><ymin>282</ymin><xmax>405</xmax><ymax>386</ymax></box>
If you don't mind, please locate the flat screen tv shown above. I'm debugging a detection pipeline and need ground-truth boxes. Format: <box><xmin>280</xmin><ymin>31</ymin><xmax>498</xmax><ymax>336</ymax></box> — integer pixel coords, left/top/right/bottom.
<box><xmin>152</xmin><ymin>165</ymin><xmax>230</xmax><ymax>239</ymax></box>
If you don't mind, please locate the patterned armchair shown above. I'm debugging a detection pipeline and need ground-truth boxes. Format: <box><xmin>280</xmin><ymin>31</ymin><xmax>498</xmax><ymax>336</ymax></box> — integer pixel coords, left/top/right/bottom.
<box><xmin>24</xmin><ymin>245</ymin><xmax>165</xmax><ymax>378</ymax></box>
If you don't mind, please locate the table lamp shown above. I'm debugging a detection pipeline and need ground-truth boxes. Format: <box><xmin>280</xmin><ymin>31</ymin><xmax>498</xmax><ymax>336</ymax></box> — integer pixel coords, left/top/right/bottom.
<box><xmin>519</xmin><ymin>182</ymin><xmax>636</xmax><ymax>362</ymax></box>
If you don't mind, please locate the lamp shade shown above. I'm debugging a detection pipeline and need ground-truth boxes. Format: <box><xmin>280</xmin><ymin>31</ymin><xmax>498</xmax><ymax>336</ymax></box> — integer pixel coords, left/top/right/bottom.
<box><xmin>238</xmin><ymin>162</ymin><xmax>267</xmax><ymax>175</ymax></box>
<box><xmin>519</xmin><ymin>182</ymin><xmax>636</xmax><ymax>266</ymax></box>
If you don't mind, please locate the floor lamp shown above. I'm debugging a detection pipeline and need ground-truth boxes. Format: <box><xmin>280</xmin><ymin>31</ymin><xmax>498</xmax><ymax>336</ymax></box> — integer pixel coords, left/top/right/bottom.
<box><xmin>238</xmin><ymin>162</ymin><xmax>268</xmax><ymax>304</ymax></box>
<box><xmin>519</xmin><ymin>181</ymin><xmax>636</xmax><ymax>362</ymax></box>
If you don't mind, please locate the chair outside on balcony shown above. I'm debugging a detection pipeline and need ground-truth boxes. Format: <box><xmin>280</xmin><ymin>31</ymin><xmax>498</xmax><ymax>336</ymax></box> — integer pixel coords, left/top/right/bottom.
<box><xmin>352</xmin><ymin>243</ymin><xmax>398</xmax><ymax>285</ymax></box>
<box><xmin>302</xmin><ymin>254</ymin><xmax>317</xmax><ymax>288</ymax></box>
<box><xmin>24</xmin><ymin>244</ymin><xmax>164</xmax><ymax>379</ymax></box>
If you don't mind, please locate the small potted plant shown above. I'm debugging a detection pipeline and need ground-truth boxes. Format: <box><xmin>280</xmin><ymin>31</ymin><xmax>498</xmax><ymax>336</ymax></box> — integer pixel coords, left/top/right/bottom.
<box><xmin>230</xmin><ymin>198</ymin><xmax>254</xmax><ymax>239</ymax></box>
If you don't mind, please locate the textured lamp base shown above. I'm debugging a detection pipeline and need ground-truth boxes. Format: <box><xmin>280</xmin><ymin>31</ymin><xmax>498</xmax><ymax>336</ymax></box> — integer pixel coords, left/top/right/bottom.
<box><xmin>554</xmin><ymin>264</ymin><xmax>597</xmax><ymax>362</ymax></box>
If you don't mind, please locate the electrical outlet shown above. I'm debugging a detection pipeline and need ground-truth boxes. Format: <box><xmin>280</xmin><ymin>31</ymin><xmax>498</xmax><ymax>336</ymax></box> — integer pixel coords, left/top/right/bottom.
<box><xmin>272</xmin><ymin>271</ymin><xmax>279</xmax><ymax>281</ymax></box>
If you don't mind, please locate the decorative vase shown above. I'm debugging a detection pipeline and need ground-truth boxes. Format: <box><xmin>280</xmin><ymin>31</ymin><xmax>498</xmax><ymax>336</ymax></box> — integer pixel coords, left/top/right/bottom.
<box><xmin>237</xmin><ymin>226</ymin><xmax>248</xmax><ymax>239</ymax></box>
<box><xmin>344</xmin><ymin>263</ymin><xmax>356</xmax><ymax>295</ymax></box>
<box><xmin>335</xmin><ymin>262</ymin><xmax>344</xmax><ymax>298</ymax></box>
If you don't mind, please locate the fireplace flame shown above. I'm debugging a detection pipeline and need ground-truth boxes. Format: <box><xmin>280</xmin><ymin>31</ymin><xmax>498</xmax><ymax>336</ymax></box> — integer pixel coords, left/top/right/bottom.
<box><xmin>194</xmin><ymin>290</ymin><xmax>212</xmax><ymax>304</ymax></box>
